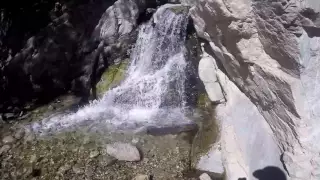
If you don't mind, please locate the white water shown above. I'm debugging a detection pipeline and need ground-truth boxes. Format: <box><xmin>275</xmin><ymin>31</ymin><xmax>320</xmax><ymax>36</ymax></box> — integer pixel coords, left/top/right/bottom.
<box><xmin>31</xmin><ymin>6</ymin><xmax>192</xmax><ymax>134</ymax></box>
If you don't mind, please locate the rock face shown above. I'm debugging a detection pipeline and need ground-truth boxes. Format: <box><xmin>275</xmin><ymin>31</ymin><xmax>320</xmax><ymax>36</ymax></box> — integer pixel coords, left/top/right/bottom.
<box><xmin>190</xmin><ymin>0</ymin><xmax>320</xmax><ymax>179</ymax></box>
<box><xmin>0</xmin><ymin>0</ymin><xmax>168</xmax><ymax>112</ymax></box>
<box><xmin>0</xmin><ymin>0</ymin><xmax>118</xmax><ymax>108</ymax></box>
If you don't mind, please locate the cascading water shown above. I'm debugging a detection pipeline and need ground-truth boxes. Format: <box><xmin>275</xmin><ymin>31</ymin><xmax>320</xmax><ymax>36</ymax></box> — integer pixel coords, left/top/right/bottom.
<box><xmin>31</xmin><ymin>5</ymin><xmax>193</xmax><ymax>134</ymax></box>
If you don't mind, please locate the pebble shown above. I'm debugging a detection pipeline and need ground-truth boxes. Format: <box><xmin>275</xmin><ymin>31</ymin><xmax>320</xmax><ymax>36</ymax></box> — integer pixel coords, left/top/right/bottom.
<box><xmin>0</xmin><ymin>115</ymin><xmax>5</xmax><ymax>123</ymax></box>
<box><xmin>3</xmin><ymin>113</ymin><xmax>15</xmax><ymax>120</ymax></box>
<box><xmin>199</xmin><ymin>173</ymin><xmax>212</xmax><ymax>180</ymax></box>
<box><xmin>85</xmin><ymin>166</ymin><xmax>95</xmax><ymax>177</ymax></box>
<box><xmin>2</xmin><ymin>135</ymin><xmax>15</xmax><ymax>144</ymax></box>
<box><xmin>58</xmin><ymin>164</ymin><xmax>71</xmax><ymax>174</ymax></box>
<box><xmin>0</xmin><ymin>145</ymin><xmax>11</xmax><ymax>155</ymax></box>
<box><xmin>106</xmin><ymin>142</ymin><xmax>140</xmax><ymax>161</ymax></box>
<box><xmin>132</xmin><ymin>138</ymin><xmax>139</xmax><ymax>144</ymax></box>
<box><xmin>29</xmin><ymin>155</ymin><xmax>37</xmax><ymax>163</ymax></box>
<box><xmin>132</xmin><ymin>174</ymin><xmax>150</xmax><ymax>180</ymax></box>
<box><xmin>14</xmin><ymin>128</ymin><xmax>25</xmax><ymax>140</ymax></box>
<box><xmin>72</xmin><ymin>164</ymin><xmax>84</xmax><ymax>174</ymax></box>
<box><xmin>89</xmin><ymin>150</ymin><xmax>100</xmax><ymax>158</ymax></box>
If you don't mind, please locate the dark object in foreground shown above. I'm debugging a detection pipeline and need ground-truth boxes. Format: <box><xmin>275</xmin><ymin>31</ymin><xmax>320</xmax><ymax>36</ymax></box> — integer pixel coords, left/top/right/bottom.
<box><xmin>253</xmin><ymin>166</ymin><xmax>287</xmax><ymax>180</ymax></box>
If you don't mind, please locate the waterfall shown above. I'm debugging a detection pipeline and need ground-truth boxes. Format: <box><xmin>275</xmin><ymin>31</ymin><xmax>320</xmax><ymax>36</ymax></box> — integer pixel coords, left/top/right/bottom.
<box><xmin>31</xmin><ymin>5</ymin><xmax>192</xmax><ymax>134</ymax></box>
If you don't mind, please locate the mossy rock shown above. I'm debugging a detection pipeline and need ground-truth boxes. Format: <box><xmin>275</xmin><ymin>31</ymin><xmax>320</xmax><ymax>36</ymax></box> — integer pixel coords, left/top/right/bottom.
<box><xmin>96</xmin><ymin>60</ymin><xmax>129</xmax><ymax>97</ymax></box>
<box><xmin>169</xmin><ymin>6</ymin><xmax>189</xmax><ymax>15</ymax></box>
<box><xmin>197</xmin><ymin>92</ymin><xmax>212</xmax><ymax>110</ymax></box>
<box><xmin>191</xmin><ymin>93</ymin><xmax>220</xmax><ymax>168</ymax></box>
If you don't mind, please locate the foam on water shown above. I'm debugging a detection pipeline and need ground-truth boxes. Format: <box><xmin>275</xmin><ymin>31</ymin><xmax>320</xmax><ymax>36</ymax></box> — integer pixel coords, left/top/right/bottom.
<box><xmin>31</xmin><ymin>6</ymin><xmax>192</xmax><ymax>134</ymax></box>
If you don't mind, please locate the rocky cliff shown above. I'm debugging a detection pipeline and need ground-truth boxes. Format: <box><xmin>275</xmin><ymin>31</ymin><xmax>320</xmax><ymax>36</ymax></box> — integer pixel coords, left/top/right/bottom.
<box><xmin>191</xmin><ymin>0</ymin><xmax>320</xmax><ymax>179</ymax></box>
<box><xmin>0</xmin><ymin>0</ymin><xmax>170</xmax><ymax>116</ymax></box>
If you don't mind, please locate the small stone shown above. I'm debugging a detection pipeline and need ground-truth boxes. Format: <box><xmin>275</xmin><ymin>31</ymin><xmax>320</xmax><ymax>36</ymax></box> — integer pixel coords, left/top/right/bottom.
<box><xmin>132</xmin><ymin>174</ymin><xmax>150</xmax><ymax>180</ymax></box>
<box><xmin>89</xmin><ymin>150</ymin><xmax>100</xmax><ymax>158</ymax></box>
<box><xmin>85</xmin><ymin>166</ymin><xmax>95</xmax><ymax>177</ymax></box>
<box><xmin>14</xmin><ymin>128</ymin><xmax>25</xmax><ymax>139</ymax></box>
<box><xmin>48</xmin><ymin>105</ymin><xmax>54</xmax><ymax>111</ymax></box>
<box><xmin>2</xmin><ymin>135</ymin><xmax>15</xmax><ymax>144</ymax></box>
<box><xmin>0</xmin><ymin>145</ymin><xmax>11</xmax><ymax>155</ymax></box>
<box><xmin>0</xmin><ymin>115</ymin><xmax>5</xmax><ymax>123</ymax></box>
<box><xmin>18</xmin><ymin>113</ymin><xmax>30</xmax><ymax>120</ymax></box>
<box><xmin>30</xmin><ymin>155</ymin><xmax>37</xmax><ymax>163</ymax></box>
<box><xmin>132</xmin><ymin>138</ymin><xmax>139</xmax><ymax>144</ymax></box>
<box><xmin>23</xmin><ymin>167</ymin><xmax>33</xmax><ymax>174</ymax></box>
<box><xmin>3</xmin><ymin>113</ymin><xmax>15</xmax><ymax>120</ymax></box>
<box><xmin>199</xmin><ymin>173</ymin><xmax>212</xmax><ymax>180</ymax></box>
<box><xmin>72</xmin><ymin>164</ymin><xmax>84</xmax><ymax>174</ymax></box>
<box><xmin>58</xmin><ymin>164</ymin><xmax>71</xmax><ymax>174</ymax></box>
<box><xmin>106</xmin><ymin>142</ymin><xmax>140</xmax><ymax>162</ymax></box>
<box><xmin>82</xmin><ymin>136</ymin><xmax>90</xmax><ymax>145</ymax></box>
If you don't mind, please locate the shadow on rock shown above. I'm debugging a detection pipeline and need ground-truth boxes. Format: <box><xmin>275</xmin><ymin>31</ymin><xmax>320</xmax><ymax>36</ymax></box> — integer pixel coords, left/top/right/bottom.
<box><xmin>253</xmin><ymin>166</ymin><xmax>287</xmax><ymax>180</ymax></box>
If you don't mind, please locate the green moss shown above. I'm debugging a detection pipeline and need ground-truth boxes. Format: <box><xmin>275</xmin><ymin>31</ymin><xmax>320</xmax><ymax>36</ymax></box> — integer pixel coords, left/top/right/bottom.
<box><xmin>191</xmin><ymin>93</ymin><xmax>220</xmax><ymax>168</ymax></box>
<box><xmin>96</xmin><ymin>60</ymin><xmax>129</xmax><ymax>97</ymax></box>
<box><xmin>169</xmin><ymin>6</ymin><xmax>189</xmax><ymax>15</ymax></box>
<box><xmin>197</xmin><ymin>93</ymin><xmax>211</xmax><ymax>109</ymax></box>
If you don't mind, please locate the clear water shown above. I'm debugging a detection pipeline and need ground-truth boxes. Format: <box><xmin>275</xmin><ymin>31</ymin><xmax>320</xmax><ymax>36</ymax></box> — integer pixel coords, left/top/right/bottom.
<box><xmin>31</xmin><ymin>7</ymin><xmax>192</xmax><ymax>135</ymax></box>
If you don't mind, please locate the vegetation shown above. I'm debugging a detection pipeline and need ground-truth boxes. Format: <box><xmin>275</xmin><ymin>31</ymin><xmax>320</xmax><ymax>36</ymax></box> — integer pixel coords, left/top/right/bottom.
<box><xmin>191</xmin><ymin>92</ymin><xmax>220</xmax><ymax>169</ymax></box>
<box><xmin>169</xmin><ymin>6</ymin><xmax>189</xmax><ymax>15</ymax></box>
<box><xmin>95</xmin><ymin>60</ymin><xmax>129</xmax><ymax>97</ymax></box>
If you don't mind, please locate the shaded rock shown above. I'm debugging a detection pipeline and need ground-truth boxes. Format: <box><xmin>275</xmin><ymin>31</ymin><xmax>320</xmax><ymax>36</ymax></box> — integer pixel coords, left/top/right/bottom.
<box><xmin>106</xmin><ymin>142</ymin><xmax>140</xmax><ymax>161</ymax></box>
<box><xmin>199</xmin><ymin>173</ymin><xmax>211</xmax><ymax>180</ymax></box>
<box><xmin>132</xmin><ymin>174</ymin><xmax>150</xmax><ymax>180</ymax></box>
<box><xmin>100</xmin><ymin>154</ymin><xmax>118</xmax><ymax>167</ymax></box>
<box><xmin>0</xmin><ymin>115</ymin><xmax>4</xmax><ymax>124</ymax></box>
<box><xmin>2</xmin><ymin>135</ymin><xmax>15</xmax><ymax>144</ymax></box>
<box><xmin>3</xmin><ymin>113</ymin><xmax>15</xmax><ymax>120</ymax></box>
<box><xmin>0</xmin><ymin>0</ymin><xmax>141</xmax><ymax>109</ymax></box>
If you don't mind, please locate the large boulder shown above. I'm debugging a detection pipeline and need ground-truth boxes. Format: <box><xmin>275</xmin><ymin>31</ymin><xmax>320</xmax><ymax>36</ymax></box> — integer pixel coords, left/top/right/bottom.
<box><xmin>191</xmin><ymin>0</ymin><xmax>320</xmax><ymax>179</ymax></box>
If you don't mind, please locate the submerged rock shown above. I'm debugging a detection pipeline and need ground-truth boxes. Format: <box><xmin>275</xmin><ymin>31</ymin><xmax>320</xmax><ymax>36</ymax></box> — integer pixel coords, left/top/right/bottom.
<box><xmin>106</xmin><ymin>142</ymin><xmax>140</xmax><ymax>162</ymax></box>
